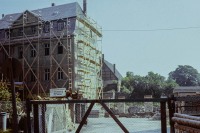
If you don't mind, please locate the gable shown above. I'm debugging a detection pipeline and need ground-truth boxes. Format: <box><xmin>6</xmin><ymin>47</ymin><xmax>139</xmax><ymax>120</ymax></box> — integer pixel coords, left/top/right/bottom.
<box><xmin>103</xmin><ymin>60</ymin><xmax>123</xmax><ymax>80</ymax></box>
<box><xmin>0</xmin><ymin>2</ymin><xmax>84</xmax><ymax>30</ymax></box>
<box><xmin>12</xmin><ymin>10</ymin><xmax>39</xmax><ymax>26</ymax></box>
<box><xmin>102</xmin><ymin>62</ymin><xmax>118</xmax><ymax>80</ymax></box>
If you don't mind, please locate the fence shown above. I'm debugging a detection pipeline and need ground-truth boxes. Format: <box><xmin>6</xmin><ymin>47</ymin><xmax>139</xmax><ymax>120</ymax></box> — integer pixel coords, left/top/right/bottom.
<box><xmin>25</xmin><ymin>98</ymin><xmax>170</xmax><ymax>133</ymax></box>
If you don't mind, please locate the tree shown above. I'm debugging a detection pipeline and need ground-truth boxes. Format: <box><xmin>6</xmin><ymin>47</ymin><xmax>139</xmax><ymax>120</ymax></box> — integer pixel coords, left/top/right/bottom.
<box><xmin>163</xmin><ymin>79</ymin><xmax>178</xmax><ymax>97</ymax></box>
<box><xmin>0</xmin><ymin>84</ymin><xmax>11</xmax><ymax>101</ymax></box>
<box><xmin>169</xmin><ymin>65</ymin><xmax>200</xmax><ymax>86</ymax></box>
<box><xmin>144</xmin><ymin>72</ymin><xmax>166</xmax><ymax>98</ymax></box>
<box><xmin>121</xmin><ymin>72</ymin><xmax>134</xmax><ymax>95</ymax></box>
<box><xmin>122</xmin><ymin>71</ymin><xmax>178</xmax><ymax>99</ymax></box>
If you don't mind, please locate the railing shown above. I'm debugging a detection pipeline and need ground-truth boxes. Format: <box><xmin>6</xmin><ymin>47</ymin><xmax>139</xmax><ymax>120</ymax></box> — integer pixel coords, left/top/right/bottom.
<box><xmin>25</xmin><ymin>98</ymin><xmax>170</xmax><ymax>133</ymax></box>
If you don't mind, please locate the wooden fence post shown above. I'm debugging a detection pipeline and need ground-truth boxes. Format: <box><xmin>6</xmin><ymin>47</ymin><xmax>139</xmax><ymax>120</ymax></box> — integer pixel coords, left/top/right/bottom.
<box><xmin>160</xmin><ymin>101</ymin><xmax>167</xmax><ymax>133</ymax></box>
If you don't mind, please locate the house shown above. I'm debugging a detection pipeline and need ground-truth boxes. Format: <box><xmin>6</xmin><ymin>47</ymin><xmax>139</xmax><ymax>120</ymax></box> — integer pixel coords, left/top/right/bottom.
<box><xmin>101</xmin><ymin>59</ymin><xmax>126</xmax><ymax>114</ymax></box>
<box><xmin>173</xmin><ymin>86</ymin><xmax>200</xmax><ymax>115</ymax></box>
<box><xmin>0</xmin><ymin>2</ymin><xmax>102</xmax><ymax>100</ymax></box>
<box><xmin>102</xmin><ymin>58</ymin><xmax>123</xmax><ymax>99</ymax></box>
<box><xmin>173</xmin><ymin>86</ymin><xmax>200</xmax><ymax>97</ymax></box>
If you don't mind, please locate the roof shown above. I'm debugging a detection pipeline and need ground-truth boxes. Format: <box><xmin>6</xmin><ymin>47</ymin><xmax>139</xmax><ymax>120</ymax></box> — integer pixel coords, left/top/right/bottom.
<box><xmin>173</xmin><ymin>86</ymin><xmax>200</xmax><ymax>93</ymax></box>
<box><xmin>104</xmin><ymin>60</ymin><xmax>123</xmax><ymax>80</ymax></box>
<box><xmin>0</xmin><ymin>2</ymin><xmax>84</xmax><ymax>29</ymax></box>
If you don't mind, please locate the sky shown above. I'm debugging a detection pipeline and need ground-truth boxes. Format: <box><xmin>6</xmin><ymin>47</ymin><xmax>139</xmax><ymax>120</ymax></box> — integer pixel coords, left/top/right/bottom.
<box><xmin>1</xmin><ymin>0</ymin><xmax>200</xmax><ymax>78</ymax></box>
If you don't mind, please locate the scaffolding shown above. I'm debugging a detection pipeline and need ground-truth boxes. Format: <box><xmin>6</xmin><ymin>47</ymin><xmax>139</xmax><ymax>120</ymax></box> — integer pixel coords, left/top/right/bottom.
<box><xmin>0</xmin><ymin>9</ymin><xmax>103</xmax><ymax>100</ymax></box>
<box><xmin>75</xmin><ymin>15</ymin><xmax>103</xmax><ymax>99</ymax></box>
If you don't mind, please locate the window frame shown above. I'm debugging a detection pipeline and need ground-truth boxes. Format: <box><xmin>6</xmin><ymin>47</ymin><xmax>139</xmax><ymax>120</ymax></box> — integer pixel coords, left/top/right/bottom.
<box><xmin>44</xmin><ymin>23</ymin><xmax>50</xmax><ymax>33</ymax></box>
<box><xmin>57</xmin><ymin>43</ymin><xmax>63</xmax><ymax>54</ymax></box>
<box><xmin>44</xmin><ymin>43</ymin><xmax>50</xmax><ymax>56</ymax></box>
<box><xmin>57</xmin><ymin>67</ymin><xmax>63</xmax><ymax>80</ymax></box>
<box><xmin>44</xmin><ymin>68</ymin><xmax>50</xmax><ymax>81</ymax></box>
<box><xmin>57</xmin><ymin>21</ymin><xmax>64</xmax><ymax>31</ymax></box>
<box><xmin>18</xmin><ymin>47</ymin><xmax>23</xmax><ymax>59</ymax></box>
<box><xmin>30</xmin><ymin>45</ymin><xmax>36</xmax><ymax>57</ymax></box>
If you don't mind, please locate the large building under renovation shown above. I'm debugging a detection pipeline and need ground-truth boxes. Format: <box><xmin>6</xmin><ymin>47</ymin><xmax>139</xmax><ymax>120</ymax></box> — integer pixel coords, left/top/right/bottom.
<box><xmin>0</xmin><ymin>2</ymin><xmax>102</xmax><ymax>99</ymax></box>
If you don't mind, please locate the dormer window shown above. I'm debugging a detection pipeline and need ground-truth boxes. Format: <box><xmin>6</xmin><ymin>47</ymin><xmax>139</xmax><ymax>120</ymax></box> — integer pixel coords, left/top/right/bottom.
<box><xmin>31</xmin><ymin>26</ymin><xmax>36</xmax><ymax>34</ymax></box>
<box><xmin>44</xmin><ymin>23</ymin><xmax>50</xmax><ymax>33</ymax></box>
<box><xmin>57</xmin><ymin>21</ymin><xmax>64</xmax><ymax>31</ymax></box>
<box><xmin>18</xmin><ymin>28</ymin><xmax>23</xmax><ymax>36</ymax></box>
<box><xmin>5</xmin><ymin>31</ymin><xmax>10</xmax><ymax>39</ymax></box>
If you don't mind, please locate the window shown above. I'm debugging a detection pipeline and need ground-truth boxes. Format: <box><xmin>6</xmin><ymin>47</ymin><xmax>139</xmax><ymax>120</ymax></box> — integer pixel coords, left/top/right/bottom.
<box><xmin>44</xmin><ymin>68</ymin><xmax>50</xmax><ymax>81</ymax></box>
<box><xmin>44</xmin><ymin>23</ymin><xmax>50</xmax><ymax>33</ymax></box>
<box><xmin>31</xmin><ymin>45</ymin><xmax>36</xmax><ymax>57</ymax></box>
<box><xmin>44</xmin><ymin>44</ymin><xmax>50</xmax><ymax>56</ymax></box>
<box><xmin>53</xmin><ymin>21</ymin><xmax>57</xmax><ymax>30</ymax></box>
<box><xmin>18</xmin><ymin>47</ymin><xmax>23</xmax><ymax>59</ymax></box>
<box><xmin>57</xmin><ymin>21</ymin><xmax>64</xmax><ymax>31</ymax></box>
<box><xmin>31</xmin><ymin>26</ymin><xmax>36</xmax><ymax>34</ymax></box>
<box><xmin>0</xmin><ymin>31</ymin><xmax>2</xmax><ymax>39</ymax></box>
<box><xmin>30</xmin><ymin>70</ymin><xmax>36</xmax><ymax>82</ymax></box>
<box><xmin>18</xmin><ymin>28</ymin><xmax>23</xmax><ymax>36</ymax></box>
<box><xmin>5</xmin><ymin>31</ymin><xmax>9</xmax><ymax>39</ymax></box>
<box><xmin>57</xmin><ymin>43</ymin><xmax>63</xmax><ymax>54</ymax></box>
<box><xmin>57</xmin><ymin>67</ymin><xmax>63</xmax><ymax>80</ymax></box>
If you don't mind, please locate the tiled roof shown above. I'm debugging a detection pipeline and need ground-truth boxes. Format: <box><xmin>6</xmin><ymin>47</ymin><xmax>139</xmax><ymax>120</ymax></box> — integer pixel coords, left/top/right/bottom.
<box><xmin>0</xmin><ymin>13</ymin><xmax>21</xmax><ymax>29</ymax></box>
<box><xmin>104</xmin><ymin>60</ymin><xmax>123</xmax><ymax>80</ymax></box>
<box><xmin>0</xmin><ymin>2</ymin><xmax>84</xmax><ymax>29</ymax></box>
<box><xmin>173</xmin><ymin>86</ymin><xmax>200</xmax><ymax>93</ymax></box>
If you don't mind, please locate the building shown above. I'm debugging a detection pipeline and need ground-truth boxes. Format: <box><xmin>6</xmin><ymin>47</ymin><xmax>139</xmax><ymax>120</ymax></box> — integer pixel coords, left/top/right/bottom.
<box><xmin>173</xmin><ymin>86</ymin><xmax>200</xmax><ymax>115</ymax></box>
<box><xmin>173</xmin><ymin>86</ymin><xmax>200</xmax><ymax>97</ymax></box>
<box><xmin>102</xmin><ymin>59</ymin><xmax>123</xmax><ymax>99</ymax></box>
<box><xmin>0</xmin><ymin>2</ymin><xmax>102</xmax><ymax>99</ymax></box>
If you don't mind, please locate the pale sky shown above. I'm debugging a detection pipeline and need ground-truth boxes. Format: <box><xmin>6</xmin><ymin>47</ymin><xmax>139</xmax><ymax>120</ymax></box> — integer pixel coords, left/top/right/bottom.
<box><xmin>1</xmin><ymin>0</ymin><xmax>200</xmax><ymax>78</ymax></box>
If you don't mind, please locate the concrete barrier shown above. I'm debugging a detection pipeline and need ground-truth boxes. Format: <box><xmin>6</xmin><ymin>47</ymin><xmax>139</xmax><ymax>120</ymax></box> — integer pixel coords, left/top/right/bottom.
<box><xmin>0</xmin><ymin>112</ymin><xmax>7</xmax><ymax>131</ymax></box>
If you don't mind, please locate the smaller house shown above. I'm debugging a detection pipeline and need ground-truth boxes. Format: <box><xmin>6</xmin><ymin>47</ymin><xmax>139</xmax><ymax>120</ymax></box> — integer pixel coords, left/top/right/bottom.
<box><xmin>173</xmin><ymin>86</ymin><xmax>200</xmax><ymax>115</ymax></box>
<box><xmin>173</xmin><ymin>86</ymin><xmax>200</xmax><ymax>97</ymax></box>
<box><xmin>102</xmin><ymin>59</ymin><xmax>123</xmax><ymax>99</ymax></box>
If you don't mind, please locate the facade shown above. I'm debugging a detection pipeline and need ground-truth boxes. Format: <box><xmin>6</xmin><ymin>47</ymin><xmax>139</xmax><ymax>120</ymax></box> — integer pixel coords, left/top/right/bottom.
<box><xmin>0</xmin><ymin>2</ymin><xmax>102</xmax><ymax>99</ymax></box>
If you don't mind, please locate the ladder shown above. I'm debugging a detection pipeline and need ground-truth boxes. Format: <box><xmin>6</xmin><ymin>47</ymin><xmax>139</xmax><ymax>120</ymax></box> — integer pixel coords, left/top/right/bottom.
<box><xmin>67</xmin><ymin>40</ymin><xmax>73</xmax><ymax>91</ymax></box>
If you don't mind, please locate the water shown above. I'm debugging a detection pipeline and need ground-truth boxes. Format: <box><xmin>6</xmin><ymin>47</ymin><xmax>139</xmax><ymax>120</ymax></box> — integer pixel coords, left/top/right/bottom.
<box><xmin>79</xmin><ymin>117</ymin><xmax>170</xmax><ymax>133</ymax></box>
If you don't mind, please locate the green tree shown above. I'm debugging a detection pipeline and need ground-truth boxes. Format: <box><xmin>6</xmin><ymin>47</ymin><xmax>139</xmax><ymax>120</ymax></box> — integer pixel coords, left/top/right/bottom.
<box><xmin>163</xmin><ymin>79</ymin><xmax>178</xmax><ymax>97</ymax></box>
<box><xmin>0</xmin><ymin>85</ymin><xmax>11</xmax><ymax>101</ymax></box>
<box><xmin>144</xmin><ymin>72</ymin><xmax>166</xmax><ymax>98</ymax></box>
<box><xmin>169</xmin><ymin>65</ymin><xmax>200</xmax><ymax>86</ymax></box>
<box><xmin>122</xmin><ymin>71</ymin><xmax>178</xmax><ymax>99</ymax></box>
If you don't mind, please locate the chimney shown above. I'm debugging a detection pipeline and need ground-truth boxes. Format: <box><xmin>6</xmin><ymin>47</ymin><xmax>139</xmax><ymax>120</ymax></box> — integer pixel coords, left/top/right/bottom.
<box><xmin>51</xmin><ymin>3</ymin><xmax>55</xmax><ymax>7</ymax></box>
<box><xmin>113</xmin><ymin>64</ymin><xmax>116</xmax><ymax>74</ymax></box>
<box><xmin>83</xmin><ymin>0</ymin><xmax>87</xmax><ymax>14</ymax></box>
<box><xmin>2</xmin><ymin>14</ymin><xmax>4</xmax><ymax>18</ymax></box>
<box><xmin>102</xmin><ymin>54</ymin><xmax>104</xmax><ymax>63</ymax></box>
